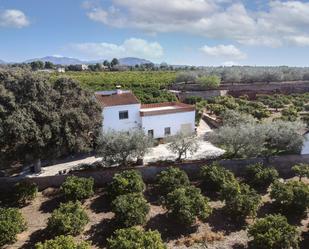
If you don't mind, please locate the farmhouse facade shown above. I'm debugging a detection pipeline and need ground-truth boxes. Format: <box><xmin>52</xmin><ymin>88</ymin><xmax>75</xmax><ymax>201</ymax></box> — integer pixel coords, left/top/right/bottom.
<box><xmin>95</xmin><ymin>90</ymin><xmax>196</xmax><ymax>138</ymax></box>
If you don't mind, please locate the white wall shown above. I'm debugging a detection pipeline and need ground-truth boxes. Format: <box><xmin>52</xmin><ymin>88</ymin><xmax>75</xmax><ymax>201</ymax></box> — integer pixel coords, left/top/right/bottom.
<box><xmin>102</xmin><ymin>104</ymin><xmax>141</xmax><ymax>132</ymax></box>
<box><xmin>141</xmin><ymin>111</ymin><xmax>195</xmax><ymax>138</ymax></box>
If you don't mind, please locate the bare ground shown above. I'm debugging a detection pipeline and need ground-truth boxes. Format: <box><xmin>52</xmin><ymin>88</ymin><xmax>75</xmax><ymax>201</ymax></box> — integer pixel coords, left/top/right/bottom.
<box><xmin>5</xmin><ymin>179</ymin><xmax>309</xmax><ymax>249</ymax></box>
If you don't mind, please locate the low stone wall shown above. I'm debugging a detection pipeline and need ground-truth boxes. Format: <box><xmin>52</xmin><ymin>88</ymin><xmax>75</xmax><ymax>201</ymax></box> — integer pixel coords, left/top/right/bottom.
<box><xmin>1</xmin><ymin>154</ymin><xmax>309</xmax><ymax>191</ymax></box>
<box><xmin>171</xmin><ymin>81</ymin><xmax>309</xmax><ymax>99</ymax></box>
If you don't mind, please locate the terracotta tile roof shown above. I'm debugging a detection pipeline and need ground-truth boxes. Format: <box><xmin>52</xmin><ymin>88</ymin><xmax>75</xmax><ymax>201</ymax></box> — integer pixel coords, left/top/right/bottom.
<box><xmin>95</xmin><ymin>92</ymin><xmax>140</xmax><ymax>107</ymax></box>
<box><xmin>140</xmin><ymin>102</ymin><xmax>195</xmax><ymax>116</ymax></box>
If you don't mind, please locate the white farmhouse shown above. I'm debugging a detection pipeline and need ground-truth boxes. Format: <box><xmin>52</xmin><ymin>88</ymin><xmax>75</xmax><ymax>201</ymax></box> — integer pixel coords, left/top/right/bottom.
<box><xmin>95</xmin><ymin>90</ymin><xmax>196</xmax><ymax>139</ymax></box>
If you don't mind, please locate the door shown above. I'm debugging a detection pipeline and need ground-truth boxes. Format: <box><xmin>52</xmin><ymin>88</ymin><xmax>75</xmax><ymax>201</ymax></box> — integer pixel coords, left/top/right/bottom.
<box><xmin>180</xmin><ymin>123</ymin><xmax>192</xmax><ymax>135</ymax></box>
<box><xmin>148</xmin><ymin>129</ymin><xmax>154</xmax><ymax>138</ymax></box>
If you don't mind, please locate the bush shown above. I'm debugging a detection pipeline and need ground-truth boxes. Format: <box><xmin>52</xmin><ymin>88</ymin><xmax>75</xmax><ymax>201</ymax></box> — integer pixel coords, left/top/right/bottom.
<box><xmin>157</xmin><ymin>167</ymin><xmax>190</xmax><ymax>196</ymax></box>
<box><xmin>196</xmin><ymin>75</ymin><xmax>221</xmax><ymax>88</ymax></box>
<box><xmin>35</xmin><ymin>235</ymin><xmax>91</xmax><ymax>249</ymax></box>
<box><xmin>200</xmin><ymin>163</ymin><xmax>237</xmax><ymax>192</ymax></box>
<box><xmin>292</xmin><ymin>163</ymin><xmax>309</xmax><ymax>180</ymax></box>
<box><xmin>0</xmin><ymin>208</ymin><xmax>27</xmax><ymax>246</ymax></box>
<box><xmin>248</xmin><ymin>214</ymin><xmax>300</xmax><ymax>249</ymax></box>
<box><xmin>270</xmin><ymin>180</ymin><xmax>309</xmax><ymax>214</ymax></box>
<box><xmin>14</xmin><ymin>181</ymin><xmax>38</xmax><ymax>205</ymax></box>
<box><xmin>245</xmin><ymin>163</ymin><xmax>279</xmax><ymax>190</ymax></box>
<box><xmin>111</xmin><ymin>193</ymin><xmax>150</xmax><ymax>227</ymax></box>
<box><xmin>108</xmin><ymin>170</ymin><xmax>145</xmax><ymax>199</ymax></box>
<box><xmin>163</xmin><ymin>186</ymin><xmax>212</xmax><ymax>226</ymax></box>
<box><xmin>222</xmin><ymin>183</ymin><xmax>261</xmax><ymax>221</ymax></box>
<box><xmin>60</xmin><ymin>176</ymin><xmax>94</xmax><ymax>201</ymax></box>
<box><xmin>47</xmin><ymin>201</ymin><xmax>89</xmax><ymax>235</ymax></box>
<box><xmin>107</xmin><ymin>227</ymin><xmax>166</xmax><ymax>249</ymax></box>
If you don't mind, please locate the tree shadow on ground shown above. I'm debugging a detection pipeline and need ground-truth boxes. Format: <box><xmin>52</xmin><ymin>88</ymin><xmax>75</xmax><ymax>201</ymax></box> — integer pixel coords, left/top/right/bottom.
<box><xmin>300</xmin><ymin>232</ymin><xmax>309</xmax><ymax>249</ymax></box>
<box><xmin>85</xmin><ymin>218</ymin><xmax>116</xmax><ymax>248</ymax></box>
<box><xmin>89</xmin><ymin>192</ymin><xmax>111</xmax><ymax>213</ymax></box>
<box><xmin>144</xmin><ymin>185</ymin><xmax>161</xmax><ymax>205</ymax></box>
<box><xmin>39</xmin><ymin>195</ymin><xmax>64</xmax><ymax>213</ymax></box>
<box><xmin>256</xmin><ymin>201</ymin><xmax>275</xmax><ymax>218</ymax></box>
<box><xmin>146</xmin><ymin>213</ymin><xmax>198</xmax><ymax>242</ymax></box>
<box><xmin>19</xmin><ymin>227</ymin><xmax>52</xmax><ymax>249</ymax></box>
<box><xmin>232</xmin><ymin>243</ymin><xmax>246</xmax><ymax>249</ymax></box>
<box><xmin>207</xmin><ymin>208</ymin><xmax>245</xmax><ymax>235</ymax></box>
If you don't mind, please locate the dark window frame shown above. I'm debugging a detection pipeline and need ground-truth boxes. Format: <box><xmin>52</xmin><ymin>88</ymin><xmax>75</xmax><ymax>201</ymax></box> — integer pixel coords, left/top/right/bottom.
<box><xmin>119</xmin><ymin>110</ymin><xmax>129</xmax><ymax>120</ymax></box>
<box><xmin>164</xmin><ymin>127</ymin><xmax>171</xmax><ymax>136</ymax></box>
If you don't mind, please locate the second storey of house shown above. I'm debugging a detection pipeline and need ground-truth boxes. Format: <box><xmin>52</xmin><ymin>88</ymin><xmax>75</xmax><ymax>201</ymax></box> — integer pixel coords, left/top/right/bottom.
<box><xmin>95</xmin><ymin>90</ymin><xmax>141</xmax><ymax>132</ymax></box>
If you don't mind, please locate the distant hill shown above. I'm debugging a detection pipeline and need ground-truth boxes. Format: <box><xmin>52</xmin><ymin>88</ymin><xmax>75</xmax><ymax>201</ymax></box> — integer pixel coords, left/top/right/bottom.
<box><xmin>119</xmin><ymin>57</ymin><xmax>152</xmax><ymax>66</ymax></box>
<box><xmin>24</xmin><ymin>56</ymin><xmax>84</xmax><ymax>65</ymax></box>
<box><xmin>0</xmin><ymin>59</ymin><xmax>6</xmax><ymax>64</ymax></box>
<box><xmin>23</xmin><ymin>56</ymin><xmax>153</xmax><ymax>66</ymax></box>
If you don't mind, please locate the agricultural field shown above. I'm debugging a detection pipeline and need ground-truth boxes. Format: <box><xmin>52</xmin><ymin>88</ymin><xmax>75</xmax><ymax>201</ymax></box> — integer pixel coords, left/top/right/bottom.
<box><xmin>51</xmin><ymin>71</ymin><xmax>177</xmax><ymax>104</ymax></box>
<box><xmin>187</xmin><ymin>93</ymin><xmax>309</xmax><ymax>125</ymax></box>
<box><xmin>2</xmin><ymin>165</ymin><xmax>309</xmax><ymax>249</ymax></box>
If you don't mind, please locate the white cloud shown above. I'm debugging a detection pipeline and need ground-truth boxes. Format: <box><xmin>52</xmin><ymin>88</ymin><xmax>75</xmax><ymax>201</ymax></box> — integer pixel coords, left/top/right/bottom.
<box><xmin>84</xmin><ymin>0</ymin><xmax>309</xmax><ymax>47</ymax></box>
<box><xmin>72</xmin><ymin>38</ymin><xmax>164</xmax><ymax>60</ymax></box>
<box><xmin>201</xmin><ymin>44</ymin><xmax>247</xmax><ymax>60</ymax></box>
<box><xmin>0</xmin><ymin>9</ymin><xmax>29</xmax><ymax>28</ymax></box>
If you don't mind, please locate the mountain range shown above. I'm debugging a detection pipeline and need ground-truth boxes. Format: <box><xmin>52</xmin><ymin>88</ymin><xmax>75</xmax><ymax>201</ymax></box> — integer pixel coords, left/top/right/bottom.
<box><xmin>0</xmin><ymin>59</ymin><xmax>6</xmax><ymax>64</ymax></box>
<box><xmin>19</xmin><ymin>56</ymin><xmax>153</xmax><ymax>66</ymax></box>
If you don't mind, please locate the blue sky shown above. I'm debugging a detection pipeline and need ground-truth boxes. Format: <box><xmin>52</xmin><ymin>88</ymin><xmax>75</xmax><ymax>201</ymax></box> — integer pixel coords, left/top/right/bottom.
<box><xmin>1</xmin><ymin>0</ymin><xmax>309</xmax><ymax>66</ymax></box>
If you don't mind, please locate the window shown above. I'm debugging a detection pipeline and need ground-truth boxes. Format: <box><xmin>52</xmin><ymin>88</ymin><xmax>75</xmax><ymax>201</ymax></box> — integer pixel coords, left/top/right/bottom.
<box><xmin>164</xmin><ymin>127</ymin><xmax>171</xmax><ymax>136</ymax></box>
<box><xmin>148</xmin><ymin>129</ymin><xmax>154</xmax><ymax>138</ymax></box>
<box><xmin>119</xmin><ymin>110</ymin><xmax>129</xmax><ymax>120</ymax></box>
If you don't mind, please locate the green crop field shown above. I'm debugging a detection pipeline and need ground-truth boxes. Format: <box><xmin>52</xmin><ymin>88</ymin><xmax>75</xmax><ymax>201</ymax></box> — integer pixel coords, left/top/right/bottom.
<box><xmin>51</xmin><ymin>71</ymin><xmax>177</xmax><ymax>104</ymax></box>
<box><xmin>53</xmin><ymin>71</ymin><xmax>177</xmax><ymax>89</ymax></box>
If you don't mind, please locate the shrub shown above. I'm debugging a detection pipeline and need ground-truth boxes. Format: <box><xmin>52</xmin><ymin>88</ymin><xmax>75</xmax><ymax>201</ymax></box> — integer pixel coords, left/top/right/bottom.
<box><xmin>111</xmin><ymin>193</ymin><xmax>150</xmax><ymax>227</ymax></box>
<box><xmin>200</xmin><ymin>163</ymin><xmax>237</xmax><ymax>192</ymax></box>
<box><xmin>47</xmin><ymin>201</ymin><xmax>89</xmax><ymax>236</ymax></box>
<box><xmin>14</xmin><ymin>181</ymin><xmax>38</xmax><ymax>205</ymax></box>
<box><xmin>270</xmin><ymin>180</ymin><xmax>309</xmax><ymax>214</ymax></box>
<box><xmin>196</xmin><ymin>75</ymin><xmax>221</xmax><ymax>88</ymax></box>
<box><xmin>35</xmin><ymin>235</ymin><xmax>91</xmax><ymax>249</ymax></box>
<box><xmin>292</xmin><ymin>163</ymin><xmax>309</xmax><ymax>180</ymax></box>
<box><xmin>248</xmin><ymin>214</ymin><xmax>300</xmax><ymax>249</ymax></box>
<box><xmin>245</xmin><ymin>163</ymin><xmax>279</xmax><ymax>190</ymax></box>
<box><xmin>222</xmin><ymin>183</ymin><xmax>261</xmax><ymax>221</ymax></box>
<box><xmin>108</xmin><ymin>170</ymin><xmax>145</xmax><ymax>199</ymax></box>
<box><xmin>60</xmin><ymin>176</ymin><xmax>94</xmax><ymax>201</ymax></box>
<box><xmin>107</xmin><ymin>227</ymin><xmax>166</xmax><ymax>249</ymax></box>
<box><xmin>163</xmin><ymin>186</ymin><xmax>212</xmax><ymax>226</ymax></box>
<box><xmin>0</xmin><ymin>208</ymin><xmax>27</xmax><ymax>246</ymax></box>
<box><xmin>157</xmin><ymin>167</ymin><xmax>190</xmax><ymax>196</ymax></box>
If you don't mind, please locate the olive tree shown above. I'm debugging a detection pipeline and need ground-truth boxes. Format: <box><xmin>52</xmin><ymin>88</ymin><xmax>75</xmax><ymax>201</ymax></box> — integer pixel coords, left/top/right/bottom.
<box><xmin>96</xmin><ymin>129</ymin><xmax>153</xmax><ymax>166</ymax></box>
<box><xmin>167</xmin><ymin>132</ymin><xmax>199</xmax><ymax>161</ymax></box>
<box><xmin>263</xmin><ymin>120</ymin><xmax>305</xmax><ymax>156</ymax></box>
<box><xmin>209</xmin><ymin>123</ymin><xmax>265</xmax><ymax>158</ymax></box>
